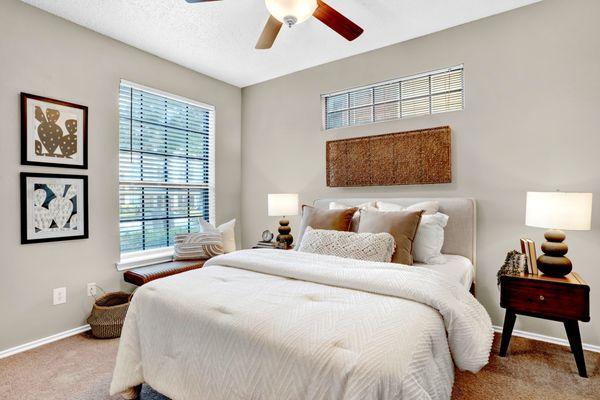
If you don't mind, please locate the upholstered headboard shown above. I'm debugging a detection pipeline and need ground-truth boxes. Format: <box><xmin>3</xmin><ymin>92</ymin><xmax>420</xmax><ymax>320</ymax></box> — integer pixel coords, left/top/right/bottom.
<box><xmin>313</xmin><ymin>197</ymin><xmax>477</xmax><ymax>265</ymax></box>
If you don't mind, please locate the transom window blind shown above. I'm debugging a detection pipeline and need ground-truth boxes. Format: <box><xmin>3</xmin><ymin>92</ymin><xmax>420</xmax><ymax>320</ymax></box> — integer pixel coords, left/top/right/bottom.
<box><xmin>119</xmin><ymin>80</ymin><xmax>215</xmax><ymax>254</ymax></box>
<box><xmin>322</xmin><ymin>65</ymin><xmax>464</xmax><ymax>130</ymax></box>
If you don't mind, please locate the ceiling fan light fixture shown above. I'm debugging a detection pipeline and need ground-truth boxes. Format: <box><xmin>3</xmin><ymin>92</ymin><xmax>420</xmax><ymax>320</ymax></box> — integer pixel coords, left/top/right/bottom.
<box><xmin>265</xmin><ymin>0</ymin><xmax>317</xmax><ymax>26</ymax></box>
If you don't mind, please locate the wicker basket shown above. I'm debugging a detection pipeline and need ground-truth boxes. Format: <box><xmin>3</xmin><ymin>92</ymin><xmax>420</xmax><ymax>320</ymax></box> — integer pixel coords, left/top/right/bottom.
<box><xmin>87</xmin><ymin>291</ymin><xmax>132</xmax><ymax>339</ymax></box>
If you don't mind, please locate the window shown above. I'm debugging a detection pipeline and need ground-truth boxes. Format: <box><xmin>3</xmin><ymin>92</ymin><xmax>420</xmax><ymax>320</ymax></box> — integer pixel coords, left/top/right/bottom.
<box><xmin>322</xmin><ymin>65</ymin><xmax>464</xmax><ymax>130</ymax></box>
<box><xmin>118</xmin><ymin>80</ymin><xmax>215</xmax><ymax>256</ymax></box>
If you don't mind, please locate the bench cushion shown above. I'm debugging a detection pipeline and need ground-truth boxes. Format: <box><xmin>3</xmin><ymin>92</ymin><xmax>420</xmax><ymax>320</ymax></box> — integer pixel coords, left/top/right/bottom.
<box><xmin>123</xmin><ymin>260</ymin><xmax>206</xmax><ymax>286</ymax></box>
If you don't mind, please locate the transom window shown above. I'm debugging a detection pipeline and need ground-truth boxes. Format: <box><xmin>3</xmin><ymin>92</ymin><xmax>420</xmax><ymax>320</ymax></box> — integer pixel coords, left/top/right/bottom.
<box><xmin>322</xmin><ymin>65</ymin><xmax>464</xmax><ymax>130</ymax></box>
<box><xmin>118</xmin><ymin>80</ymin><xmax>215</xmax><ymax>254</ymax></box>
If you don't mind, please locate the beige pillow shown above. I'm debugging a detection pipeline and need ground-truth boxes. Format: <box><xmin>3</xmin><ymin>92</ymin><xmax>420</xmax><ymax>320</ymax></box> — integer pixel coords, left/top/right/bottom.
<box><xmin>297</xmin><ymin>227</ymin><xmax>395</xmax><ymax>263</ymax></box>
<box><xmin>329</xmin><ymin>201</ymin><xmax>378</xmax><ymax>232</ymax></box>
<box><xmin>296</xmin><ymin>205</ymin><xmax>358</xmax><ymax>246</ymax></box>
<box><xmin>376</xmin><ymin>200</ymin><xmax>439</xmax><ymax>215</ymax></box>
<box><xmin>358</xmin><ymin>210</ymin><xmax>423</xmax><ymax>265</ymax></box>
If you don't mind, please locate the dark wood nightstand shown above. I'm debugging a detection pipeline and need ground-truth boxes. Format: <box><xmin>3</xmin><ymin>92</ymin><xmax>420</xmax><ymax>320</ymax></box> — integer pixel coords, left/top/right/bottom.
<box><xmin>499</xmin><ymin>272</ymin><xmax>590</xmax><ymax>377</ymax></box>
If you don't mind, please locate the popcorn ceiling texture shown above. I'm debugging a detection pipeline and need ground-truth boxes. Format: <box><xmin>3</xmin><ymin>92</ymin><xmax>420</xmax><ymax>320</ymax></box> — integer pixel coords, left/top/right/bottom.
<box><xmin>21</xmin><ymin>0</ymin><xmax>540</xmax><ymax>87</ymax></box>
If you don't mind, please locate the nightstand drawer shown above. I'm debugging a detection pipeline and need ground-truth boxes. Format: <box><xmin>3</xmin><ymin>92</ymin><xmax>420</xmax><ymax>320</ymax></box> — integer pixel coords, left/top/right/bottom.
<box><xmin>501</xmin><ymin>277</ymin><xmax>589</xmax><ymax>321</ymax></box>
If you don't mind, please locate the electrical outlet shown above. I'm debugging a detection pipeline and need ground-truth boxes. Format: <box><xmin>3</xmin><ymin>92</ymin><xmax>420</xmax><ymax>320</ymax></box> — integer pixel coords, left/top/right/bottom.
<box><xmin>53</xmin><ymin>287</ymin><xmax>67</xmax><ymax>305</ymax></box>
<box><xmin>87</xmin><ymin>283</ymin><xmax>97</xmax><ymax>297</ymax></box>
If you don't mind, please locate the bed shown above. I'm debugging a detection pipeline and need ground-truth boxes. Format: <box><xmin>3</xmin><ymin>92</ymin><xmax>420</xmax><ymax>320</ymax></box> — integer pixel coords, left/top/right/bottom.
<box><xmin>111</xmin><ymin>198</ymin><xmax>492</xmax><ymax>400</ymax></box>
<box><xmin>313</xmin><ymin>197</ymin><xmax>478</xmax><ymax>293</ymax></box>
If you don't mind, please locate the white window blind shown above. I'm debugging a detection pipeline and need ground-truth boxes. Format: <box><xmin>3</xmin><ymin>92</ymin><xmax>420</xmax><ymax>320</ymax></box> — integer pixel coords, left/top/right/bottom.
<box><xmin>322</xmin><ymin>65</ymin><xmax>464</xmax><ymax>130</ymax></box>
<box><xmin>119</xmin><ymin>80</ymin><xmax>215</xmax><ymax>254</ymax></box>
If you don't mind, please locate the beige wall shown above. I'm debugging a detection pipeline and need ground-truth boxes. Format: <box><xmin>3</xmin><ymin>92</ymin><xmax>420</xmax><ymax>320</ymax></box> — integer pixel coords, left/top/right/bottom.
<box><xmin>242</xmin><ymin>0</ymin><xmax>600</xmax><ymax>345</ymax></box>
<box><xmin>0</xmin><ymin>0</ymin><xmax>241</xmax><ymax>351</ymax></box>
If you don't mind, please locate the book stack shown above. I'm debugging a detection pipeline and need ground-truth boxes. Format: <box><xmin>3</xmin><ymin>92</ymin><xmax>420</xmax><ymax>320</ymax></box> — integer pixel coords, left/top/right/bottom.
<box><xmin>520</xmin><ymin>238</ymin><xmax>538</xmax><ymax>274</ymax></box>
<box><xmin>252</xmin><ymin>241</ymin><xmax>275</xmax><ymax>249</ymax></box>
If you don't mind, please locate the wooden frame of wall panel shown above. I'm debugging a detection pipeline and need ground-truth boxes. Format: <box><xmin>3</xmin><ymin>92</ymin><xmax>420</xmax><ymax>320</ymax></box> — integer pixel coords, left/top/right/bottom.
<box><xmin>326</xmin><ymin>126</ymin><xmax>451</xmax><ymax>187</ymax></box>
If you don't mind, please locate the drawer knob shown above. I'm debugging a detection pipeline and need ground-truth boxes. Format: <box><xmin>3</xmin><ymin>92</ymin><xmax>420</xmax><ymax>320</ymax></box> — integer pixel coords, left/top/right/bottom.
<box><xmin>539</xmin><ymin>295</ymin><xmax>545</xmax><ymax>301</ymax></box>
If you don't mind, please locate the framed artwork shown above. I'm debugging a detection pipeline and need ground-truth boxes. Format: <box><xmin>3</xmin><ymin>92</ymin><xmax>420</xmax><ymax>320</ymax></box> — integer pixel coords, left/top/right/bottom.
<box><xmin>20</xmin><ymin>172</ymin><xmax>89</xmax><ymax>244</ymax></box>
<box><xmin>21</xmin><ymin>92</ymin><xmax>88</xmax><ymax>169</ymax></box>
<box><xmin>326</xmin><ymin>126</ymin><xmax>451</xmax><ymax>187</ymax></box>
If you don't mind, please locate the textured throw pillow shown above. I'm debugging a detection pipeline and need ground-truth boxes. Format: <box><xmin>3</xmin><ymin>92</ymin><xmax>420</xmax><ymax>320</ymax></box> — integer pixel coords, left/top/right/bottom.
<box><xmin>376</xmin><ymin>200</ymin><xmax>439</xmax><ymax>215</ymax></box>
<box><xmin>413</xmin><ymin>213</ymin><xmax>449</xmax><ymax>264</ymax></box>
<box><xmin>358</xmin><ymin>210</ymin><xmax>423</xmax><ymax>265</ymax></box>
<box><xmin>329</xmin><ymin>201</ymin><xmax>378</xmax><ymax>232</ymax></box>
<box><xmin>174</xmin><ymin>232</ymin><xmax>224</xmax><ymax>260</ymax></box>
<box><xmin>199</xmin><ymin>218</ymin><xmax>237</xmax><ymax>253</ymax></box>
<box><xmin>296</xmin><ymin>205</ymin><xmax>358</xmax><ymax>246</ymax></box>
<box><xmin>297</xmin><ymin>227</ymin><xmax>395</xmax><ymax>263</ymax></box>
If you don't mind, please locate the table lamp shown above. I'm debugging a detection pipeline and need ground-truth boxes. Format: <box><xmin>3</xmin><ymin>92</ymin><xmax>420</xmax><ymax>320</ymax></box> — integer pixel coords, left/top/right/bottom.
<box><xmin>525</xmin><ymin>191</ymin><xmax>593</xmax><ymax>277</ymax></box>
<box><xmin>268</xmin><ymin>193</ymin><xmax>299</xmax><ymax>248</ymax></box>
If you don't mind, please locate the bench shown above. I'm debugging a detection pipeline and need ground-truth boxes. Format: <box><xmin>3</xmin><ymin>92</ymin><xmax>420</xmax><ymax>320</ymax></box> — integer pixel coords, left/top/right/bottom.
<box><xmin>123</xmin><ymin>260</ymin><xmax>206</xmax><ymax>286</ymax></box>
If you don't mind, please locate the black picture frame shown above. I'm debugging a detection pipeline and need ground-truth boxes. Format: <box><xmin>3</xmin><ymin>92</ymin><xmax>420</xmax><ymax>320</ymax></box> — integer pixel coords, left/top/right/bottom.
<box><xmin>20</xmin><ymin>172</ymin><xmax>89</xmax><ymax>244</ymax></box>
<box><xmin>21</xmin><ymin>92</ymin><xmax>88</xmax><ymax>169</ymax></box>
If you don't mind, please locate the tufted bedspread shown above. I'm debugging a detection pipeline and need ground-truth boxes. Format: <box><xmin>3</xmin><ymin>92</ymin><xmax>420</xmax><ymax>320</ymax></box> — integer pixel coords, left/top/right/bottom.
<box><xmin>111</xmin><ymin>249</ymin><xmax>492</xmax><ymax>400</ymax></box>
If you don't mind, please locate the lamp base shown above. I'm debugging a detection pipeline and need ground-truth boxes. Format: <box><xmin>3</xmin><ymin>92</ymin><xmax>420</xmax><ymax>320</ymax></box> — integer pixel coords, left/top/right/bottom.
<box><xmin>537</xmin><ymin>229</ymin><xmax>573</xmax><ymax>277</ymax></box>
<box><xmin>276</xmin><ymin>218</ymin><xmax>293</xmax><ymax>249</ymax></box>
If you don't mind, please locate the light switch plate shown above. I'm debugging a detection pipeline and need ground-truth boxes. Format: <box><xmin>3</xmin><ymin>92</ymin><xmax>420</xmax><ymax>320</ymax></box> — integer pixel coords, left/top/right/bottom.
<box><xmin>53</xmin><ymin>287</ymin><xmax>67</xmax><ymax>305</ymax></box>
<box><xmin>87</xmin><ymin>283</ymin><xmax>97</xmax><ymax>297</ymax></box>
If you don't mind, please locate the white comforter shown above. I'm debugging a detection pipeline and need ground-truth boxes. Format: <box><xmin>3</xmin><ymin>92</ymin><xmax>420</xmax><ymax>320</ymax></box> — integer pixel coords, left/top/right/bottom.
<box><xmin>111</xmin><ymin>250</ymin><xmax>492</xmax><ymax>400</ymax></box>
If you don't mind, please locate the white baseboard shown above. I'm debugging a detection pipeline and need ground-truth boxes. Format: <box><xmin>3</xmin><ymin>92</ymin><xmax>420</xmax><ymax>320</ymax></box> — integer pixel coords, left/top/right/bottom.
<box><xmin>492</xmin><ymin>325</ymin><xmax>600</xmax><ymax>353</ymax></box>
<box><xmin>0</xmin><ymin>324</ymin><xmax>90</xmax><ymax>360</ymax></box>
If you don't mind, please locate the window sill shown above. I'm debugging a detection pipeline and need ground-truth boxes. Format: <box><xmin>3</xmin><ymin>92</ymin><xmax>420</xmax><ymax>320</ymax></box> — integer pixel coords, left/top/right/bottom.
<box><xmin>116</xmin><ymin>247</ymin><xmax>174</xmax><ymax>271</ymax></box>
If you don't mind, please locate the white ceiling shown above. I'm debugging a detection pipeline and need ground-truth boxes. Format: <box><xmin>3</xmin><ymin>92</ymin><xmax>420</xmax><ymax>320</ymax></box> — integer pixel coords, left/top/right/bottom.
<box><xmin>22</xmin><ymin>0</ymin><xmax>540</xmax><ymax>87</ymax></box>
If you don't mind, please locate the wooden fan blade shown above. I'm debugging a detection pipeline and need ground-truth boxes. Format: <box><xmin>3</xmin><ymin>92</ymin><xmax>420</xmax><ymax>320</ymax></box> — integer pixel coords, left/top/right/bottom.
<box><xmin>255</xmin><ymin>16</ymin><xmax>283</xmax><ymax>50</ymax></box>
<box><xmin>185</xmin><ymin>0</ymin><xmax>221</xmax><ymax>3</ymax></box>
<box><xmin>313</xmin><ymin>0</ymin><xmax>363</xmax><ymax>41</ymax></box>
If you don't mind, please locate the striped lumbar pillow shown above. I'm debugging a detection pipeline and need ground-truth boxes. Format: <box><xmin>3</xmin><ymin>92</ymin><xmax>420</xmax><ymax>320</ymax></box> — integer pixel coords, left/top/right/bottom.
<box><xmin>173</xmin><ymin>231</ymin><xmax>224</xmax><ymax>261</ymax></box>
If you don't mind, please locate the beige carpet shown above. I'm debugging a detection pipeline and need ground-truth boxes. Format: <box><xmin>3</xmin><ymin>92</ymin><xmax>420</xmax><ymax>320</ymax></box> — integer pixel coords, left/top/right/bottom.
<box><xmin>1</xmin><ymin>332</ymin><xmax>598</xmax><ymax>399</ymax></box>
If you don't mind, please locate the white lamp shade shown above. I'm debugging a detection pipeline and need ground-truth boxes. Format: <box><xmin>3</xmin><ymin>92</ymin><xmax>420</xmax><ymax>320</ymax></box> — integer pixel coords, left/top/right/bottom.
<box><xmin>265</xmin><ymin>0</ymin><xmax>317</xmax><ymax>24</ymax></box>
<box><xmin>526</xmin><ymin>192</ymin><xmax>593</xmax><ymax>231</ymax></box>
<box><xmin>268</xmin><ymin>193</ymin><xmax>299</xmax><ymax>217</ymax></box>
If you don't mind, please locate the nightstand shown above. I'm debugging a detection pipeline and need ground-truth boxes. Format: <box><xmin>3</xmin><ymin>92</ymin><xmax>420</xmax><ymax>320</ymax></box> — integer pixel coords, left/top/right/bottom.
<box><xmin>251</xmin><ymin>242</ymin><xmax>294</xmax><ymax>250</ymax></box>
<box><xmin>499</xmin><ymin>272</ymin><xmax>590</xmax><ymax>377</ymax></box>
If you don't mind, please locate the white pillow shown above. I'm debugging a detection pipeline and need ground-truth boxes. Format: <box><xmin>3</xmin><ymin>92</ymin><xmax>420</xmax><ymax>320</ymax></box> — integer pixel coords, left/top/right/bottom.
<box><xmin>199</xmin><ymin>218</ymin><xmax>216</xmax><ymax>232</ymax></box>
<box><xmin>297</xmin><ymin>227</ymin><xmax>395</xmax><ymax>263</ymax></box>
<box><xmin>413</xmin><ymin>213</ymin><xmax>449</xmax><ymax>264</ymax></box>
<box><xmin>217</xmin><ymin>219</ymin><xmax>236</xmax><ymax>253</ymax></box>
<box><xmin>376</xmin><ymin>200</ymin><xmax>439</xmax><ymax>215</ymax></box>
<box><xmin>329</xmin><ymin>201</ymin><xmax>377</xmax><ymax>213</ymax></box>
<box><xmin>199</xmin><ymin>218</ymin><xmax>237</xmax><ymax>253</ymax></box>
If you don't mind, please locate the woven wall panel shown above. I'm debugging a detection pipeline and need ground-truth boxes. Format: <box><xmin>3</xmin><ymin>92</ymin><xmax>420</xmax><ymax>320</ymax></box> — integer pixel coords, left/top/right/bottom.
<box><xmin>326</xmin><ymin>126</ymin><xmax>451</xmax><ymax>187</ymax></box>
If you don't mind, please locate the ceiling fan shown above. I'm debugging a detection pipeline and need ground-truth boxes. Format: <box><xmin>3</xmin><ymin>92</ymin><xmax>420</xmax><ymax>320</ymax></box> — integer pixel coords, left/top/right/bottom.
<box><xmin>185</xmin><ymin>0</ymin><xmax>364</xmax><ymax>49</ymax></box>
